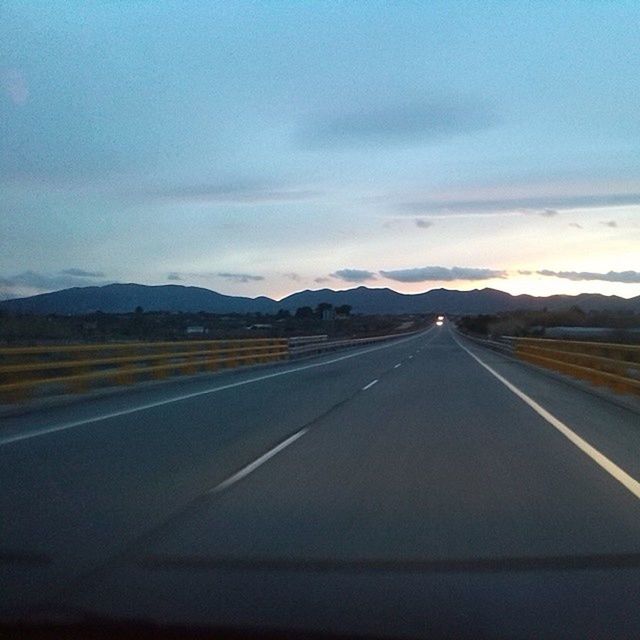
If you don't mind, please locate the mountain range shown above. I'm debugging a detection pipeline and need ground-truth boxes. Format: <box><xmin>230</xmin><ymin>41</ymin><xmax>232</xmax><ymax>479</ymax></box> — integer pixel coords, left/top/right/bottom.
<box><xmin>0</xmin><ymin>283</ymin><xmax>639</xmax><ymax>315</ymax></box>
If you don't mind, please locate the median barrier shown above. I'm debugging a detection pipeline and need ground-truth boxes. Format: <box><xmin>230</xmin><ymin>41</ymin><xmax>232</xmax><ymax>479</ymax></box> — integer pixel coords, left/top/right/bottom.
<box><xmin>0</xmin><ymin>329</ymin><xmax>419</xmax><ymax>403</ymax></box>
<box><xmin>0</xmin><ymin>339</ymin><xmax>287</xmax><ymax>403</ymax></box>
<box><xmin>288</xmin><ymin>331</ymin><xmax>417</xmax><ymax>358</ymax></box>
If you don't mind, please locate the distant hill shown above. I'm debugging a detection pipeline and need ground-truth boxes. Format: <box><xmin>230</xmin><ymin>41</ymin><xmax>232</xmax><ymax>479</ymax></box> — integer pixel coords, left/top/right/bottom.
<box><xmin>0</xmin><ymin>283</ymin><xmax>638</xmax><ymax>315</ymax></box>
<box><xmin>279</xmin><ymin>287</ymin><xmax>526</xmax><ymax>315</ymax></box>
<box><xmin>279</xmin><ymin>287</ymin><xmax>640</xmax><ymax>314</ymax></box>
<box><xmin>0</xmin><ymin>284</ymin><xmax>279</xmax><ymax>315</ymax></box>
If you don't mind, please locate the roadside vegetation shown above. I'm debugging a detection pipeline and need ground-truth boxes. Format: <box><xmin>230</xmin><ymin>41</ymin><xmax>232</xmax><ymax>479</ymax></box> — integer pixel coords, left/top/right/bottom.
<box><xmin>0</xmin><ymin>305</ymin><xmax>433</xmax><ymax>346</ymax></box>
<box><xmin>457</xmin><ymin>307</ymin><xmax>640</xmax><ymax>343</ymax></box>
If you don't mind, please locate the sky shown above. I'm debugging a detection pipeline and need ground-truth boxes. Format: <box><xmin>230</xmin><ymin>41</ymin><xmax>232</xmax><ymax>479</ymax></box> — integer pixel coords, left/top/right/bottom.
<box><xmin>1</xmin><ymin>0</ymin><xmax>639</xmax><ymax>302</ymax></box>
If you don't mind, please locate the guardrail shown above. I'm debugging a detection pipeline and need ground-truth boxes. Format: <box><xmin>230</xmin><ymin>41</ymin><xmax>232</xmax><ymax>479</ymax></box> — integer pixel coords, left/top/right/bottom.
<box><xmin>457</xmin><ymin>332</ymin><xmax>514</xmax><ymax>356</ymax></box>
<box><xmin>288</xmin><ymin>331</ymin><xmax>416</xmax><ymax>358</ymax></box>
<box><xmin>509</xmin><ymin>337</ymin><xmax>640</xmax><ymax>395</ymax></box>
<box><xmin>0</xmin><ymin>339</ymin><xmax>287</xmax><ymax>403</ymax></box>
<box><xmin>0</xmin><ymin>329</ymin><xmax>417</xmax><ymax>403</ymax></box>
<box><xmin>288</xmin><ymin>335</ymin><xmax>328</xmax><ymax>346</ymax></box>
<box><xmin>458</xmin><ymin>331</ymin><xmax>640</xmax><ymax>396</ymax></box>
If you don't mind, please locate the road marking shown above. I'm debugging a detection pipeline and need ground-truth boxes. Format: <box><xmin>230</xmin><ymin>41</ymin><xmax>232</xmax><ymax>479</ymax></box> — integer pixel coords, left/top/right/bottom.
<box><xmin>409</xmin><ymin>355</ymin><xmax>414</xmax><ymax>359</ymax></box>
<box><xmin>453</xmin><ymin>335</ymin><xmax>640</xmax><ymax>500</ymax></box>
<box><xmin>209</xmin><ymin>430</ymin><xmax>308</xmax><ymax>494</ymax></box>
<box><xmin>362</xmin><ymin>379</ymin><xmax>379</xmax><ymax>391</ymax></box>
<box><xmin>394</xmin><ymin>363</ymin><xmax>402</xmax><ymax>369</ymax></box>
<box><xmin>0</xmin><ymin>328</ymin><xmax>434</xmax><ymax>447</ymax></box>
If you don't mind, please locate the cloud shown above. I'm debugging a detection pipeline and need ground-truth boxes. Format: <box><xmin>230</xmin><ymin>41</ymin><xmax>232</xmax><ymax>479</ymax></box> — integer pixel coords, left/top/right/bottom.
<box><xmin>144</xmin><ymin>183</ymin><xmax>321</xmax><ymax>205</ymax></box>
<box><xmin>380</xmin><ymin>266</ymin><xmax>507</xmax><ymax>283</ymax></box>
<box><xmin>283</xmin><ymin>272</ymin><xmax>303</xmax><ymax>282</ymax></box>
<box><xmin>600</xmin><ymin>220</ymin><xmax>618</xmax><ymax>228</ymax></box>
<box><xmin>217</xmin><ymin>272</ymin><xmax>265</xmax><ymax>283</ymax></box>
<box><xmin>1</xmin><ymin>68</ymin><xmax>29</xmax><ymax>105</ymax></box>
<box><xmin>61</xmin><ymin>268</ymin><xmax>106</xmax><ymax>278</ymax></box>
<box><xmin>167</xmin><ymin>270</ymin><xmax>265</xmax><ymax>284</ymax></box>
<box><xmin>399</xmin><ymin>193</ymin><xmax>640</xmax><ymax>217</ymax></box>
<box><xmin>314</xmin><ymin>277</ymin><xmax>331</xmax><ymax>283</ymax></box>
<box><xmin>515</xmin><ymin>208</ymin><xmax>560</xmax><ymax>217</ymax></box>
<box><xmin>536</xmin><ymin>269</ymin><xmax>640</xmax><ymax>283</ymax></box>
<box><xmin>0</xmin><ymin>270</ymin><xmax>110</xmax><ymax>300</ymax></box>
<box><xmin>518</xmin><ymin>270</ymin><xmax>533</xmax><ymax>275</ymax></box>
<box><xmin>382</xmin><ymin>217</ymin><xmax>434</xmax><ymax>229</ymax></box>
<box><xmin>301</xmin><ymin>98</ymin><xmax>497</xmax><ymax>148</ymax></box>
<box><xmin>569</xmin><ymin>223</ymin><xmax>583</xmax><ymax>229</ymax></box>
<box><xmin>330</xmin><ymin>269</ymin><xmax>377</xmax><ymax>282</ymax></box>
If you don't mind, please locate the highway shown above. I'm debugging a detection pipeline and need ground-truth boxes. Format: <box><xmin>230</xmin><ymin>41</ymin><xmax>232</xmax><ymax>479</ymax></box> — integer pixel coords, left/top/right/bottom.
<box><xmin>2</xmin><ymin>323</ymin><xmax>640</xmax><ymax>638</ymax></box>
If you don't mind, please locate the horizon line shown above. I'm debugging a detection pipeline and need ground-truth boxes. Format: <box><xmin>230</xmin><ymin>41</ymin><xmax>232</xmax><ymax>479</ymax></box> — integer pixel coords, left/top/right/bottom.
<box><xmin>1</xmin><ymin>281</ymin><xmax>637</xmax><ymax>304</ymax></box>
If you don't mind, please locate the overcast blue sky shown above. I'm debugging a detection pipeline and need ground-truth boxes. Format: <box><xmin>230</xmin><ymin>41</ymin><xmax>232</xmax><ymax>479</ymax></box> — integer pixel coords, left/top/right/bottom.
<box><xmin>1</xmin><ymin>1</ymin><xmax>639</xmax><ymax>300</ymax></box>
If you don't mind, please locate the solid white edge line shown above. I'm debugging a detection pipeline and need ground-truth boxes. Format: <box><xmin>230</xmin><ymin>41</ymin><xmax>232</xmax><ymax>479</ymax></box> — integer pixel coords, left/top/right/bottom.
<box><xmin>452</xmin><ymin>333</ymin><xmax>640</xmax><ymax>500</ymax></box>
<box><xmin>362</xmin><ymin>379</ymin><xmax>379</xmax><ymax>391</ymax></box>
<box><xmin>209</xmin><ymin>429</ymin><xmax>308</xmax><ymax>494</ymax></box>
<box><xmin>1</xmin><ymin>327</ymin><xmax>434</xmax><ymax>447</ymax></box>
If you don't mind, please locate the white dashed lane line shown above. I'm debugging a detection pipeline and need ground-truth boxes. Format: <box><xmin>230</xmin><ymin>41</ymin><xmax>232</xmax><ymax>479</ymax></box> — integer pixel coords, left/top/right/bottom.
<box><xmin>209</xmin><ymin>429</ymin><xmax>308</xmax><ymax>494</ymax></box>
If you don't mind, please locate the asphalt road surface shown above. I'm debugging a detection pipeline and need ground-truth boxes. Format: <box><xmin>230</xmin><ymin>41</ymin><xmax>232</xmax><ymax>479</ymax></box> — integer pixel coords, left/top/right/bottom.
<box><xmin>2</xmin><ymin>323</ymin><xmax>640</xmax><ymax>638</ymax></box>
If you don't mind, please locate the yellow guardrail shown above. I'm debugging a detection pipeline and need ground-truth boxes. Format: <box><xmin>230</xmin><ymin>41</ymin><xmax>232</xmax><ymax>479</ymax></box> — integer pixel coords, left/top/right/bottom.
<box><xmin>0</xmin><ymin>330</ymin><xmax>417</xmax><ymax>404</ymax></box>
<box><xmin>512</xmin><ymin>337</ymin><xmax>640</xmax><ymax>396</ymax></box>
<box><xmin>0</xmin><ymin>338</ymin><xmax>288</xmax><ymax>403</ymax></box>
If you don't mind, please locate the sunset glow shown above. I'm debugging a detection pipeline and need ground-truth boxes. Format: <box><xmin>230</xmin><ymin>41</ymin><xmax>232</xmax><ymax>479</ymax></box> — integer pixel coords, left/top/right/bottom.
<box><xmin>1</xmin><ymin>2</ymin><xmax>638</xmax><ymax>301</ymax></box>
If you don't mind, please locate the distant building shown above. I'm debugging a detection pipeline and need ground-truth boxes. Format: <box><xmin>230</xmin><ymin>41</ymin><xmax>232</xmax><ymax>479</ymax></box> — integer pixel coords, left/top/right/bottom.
<box><xmin>185</xmin><ymin>325</ymin><xmax>207</xmax><ymax>335</ymax></box>
<box><xmin>321</xmin><ymin>308</ymin><xmax>335</xmax><ymax>322</ymax></box>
